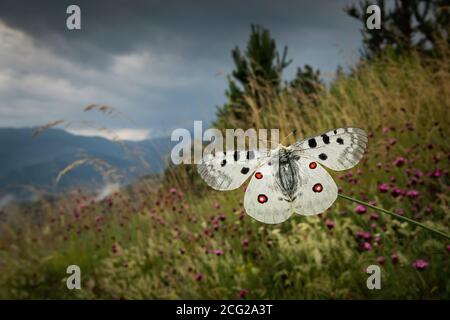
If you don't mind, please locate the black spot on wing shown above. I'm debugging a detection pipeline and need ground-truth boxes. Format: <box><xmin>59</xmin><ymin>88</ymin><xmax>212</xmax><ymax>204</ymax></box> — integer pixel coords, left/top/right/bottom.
<box><xmin>321</xmin><ymin>134</ymin><xmax>330</xmax><ymax>144</ymax></box>
<box><xmin>233</xmin><ymin>151</ymin><xmax>240</xmax><ymax>161</ymax></box>
<box><xmin>221</xmin><ymin>159</ymin><xmax>227</xmax><ymax>167</ymax></box>
<box><xmin>241</xmin><ymin>167</ymin><xmax>250</xmax><ymax>174</ymax></box>
<box><xmin>308</xmin><ymin>138</ymin><xmax>317</xmax><ymax>148</ymax></box>
<box><xmin>247</xmin><ymin>150</ymin><xmax>255</xmax><ymax>160</ymax></box>
<box><xmin>337</xmin><ymin>138</ymin><xmax>344</xmax><ymax>145</ymax></box>
<box><xmin>319</xmin><ymin>153</ymin><xmax>328</xmax><ymax>160</ymax></box>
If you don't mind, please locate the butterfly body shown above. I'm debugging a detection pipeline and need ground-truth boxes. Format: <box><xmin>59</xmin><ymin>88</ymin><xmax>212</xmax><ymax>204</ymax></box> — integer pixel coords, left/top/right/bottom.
<box><xmin>272</xmin><ymin>148</ymin><xmax>301</xmax><ymax>202</ymax></box>
<box><xmin>198</xmin><ymin>127</ymin><xmax>368</xmax><ymax>224</ymax></box>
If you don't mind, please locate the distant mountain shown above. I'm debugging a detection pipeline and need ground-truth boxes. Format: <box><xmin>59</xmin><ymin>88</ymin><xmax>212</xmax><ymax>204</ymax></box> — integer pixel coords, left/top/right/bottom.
<box><xmin>0</xmin><ymin>128</ymin><xmax>172</xmax><ymax>201</ymax></box>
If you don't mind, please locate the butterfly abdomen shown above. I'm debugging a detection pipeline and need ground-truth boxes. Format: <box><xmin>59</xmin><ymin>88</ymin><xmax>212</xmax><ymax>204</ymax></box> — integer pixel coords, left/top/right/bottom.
<box><xmin>276</xmin><ymin>151</ymin><xmax>300</xmax><ymax>201</ymax></box>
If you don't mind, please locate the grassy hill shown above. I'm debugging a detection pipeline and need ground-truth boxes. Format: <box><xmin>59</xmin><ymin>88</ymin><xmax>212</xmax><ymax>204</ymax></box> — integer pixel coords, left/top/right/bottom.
<box><xmin>0</xmin><ymin>48</ymin><xmax>448</xmax><ymax>299</ymax></box>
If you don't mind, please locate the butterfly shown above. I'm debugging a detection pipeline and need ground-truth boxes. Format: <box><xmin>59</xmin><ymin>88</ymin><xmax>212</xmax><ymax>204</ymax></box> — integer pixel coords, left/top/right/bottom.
<box><xmin>197</xmin><ymin>128</ymin><xmax>368</xmax><ymax>224</ymax></box>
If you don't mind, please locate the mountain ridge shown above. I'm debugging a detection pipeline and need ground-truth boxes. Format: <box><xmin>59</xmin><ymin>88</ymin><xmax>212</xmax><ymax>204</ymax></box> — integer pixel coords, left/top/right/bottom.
<box><xmin>0</xmin><ymin>127</ymin><xmax>172</xmax><ymax>201</ymax></box>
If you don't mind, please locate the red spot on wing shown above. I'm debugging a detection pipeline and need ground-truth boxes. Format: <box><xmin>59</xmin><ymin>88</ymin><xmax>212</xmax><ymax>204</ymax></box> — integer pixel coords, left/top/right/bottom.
<box><xmin>257</xmin><ymin>194</ymin><xmax>268</xmax><ymax>204</ymax></box>
<box><xmin>309</xmin><ymin>162</ymin><xmax>317</xmax><ymax>169</ymax></box>
<box><xmin>312</xmin><ymin>183</ymin><xmax>323</xmax><ymax>193</ymax></box>
<box><xmin>255</xmin><ymin>172</ymin><xmax>263</xmax><ymax>179</ymax></box>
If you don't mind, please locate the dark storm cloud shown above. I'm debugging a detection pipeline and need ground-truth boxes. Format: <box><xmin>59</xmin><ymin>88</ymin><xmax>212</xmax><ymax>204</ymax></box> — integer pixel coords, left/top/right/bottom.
<box><xmin>0</xmin><ymin>0</ymin><xmax>362</xmax><ymax>138</ymax></box>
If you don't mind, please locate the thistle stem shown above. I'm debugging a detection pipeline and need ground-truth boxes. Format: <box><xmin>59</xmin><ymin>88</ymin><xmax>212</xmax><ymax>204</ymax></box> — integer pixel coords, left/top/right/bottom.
<box><xmin>338</xmin><ymin>194</ymin><xmax>450</xmax><ymax>240</ymax></box>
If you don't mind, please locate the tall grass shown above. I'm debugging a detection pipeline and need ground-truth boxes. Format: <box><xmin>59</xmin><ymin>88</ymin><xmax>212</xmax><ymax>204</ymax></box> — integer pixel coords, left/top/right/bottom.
<box><xmin>0</xmin><ymin>47</ymin><xmax>449</xmax><ymax>299</ymax></box>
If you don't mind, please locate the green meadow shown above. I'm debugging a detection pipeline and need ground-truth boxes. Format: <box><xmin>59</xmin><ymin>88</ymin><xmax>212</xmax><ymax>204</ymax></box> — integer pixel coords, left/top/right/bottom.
<box><xmin>0</xmin><ymin>44</ymin><xmax>449</xmax><ymax>299</ymax></box>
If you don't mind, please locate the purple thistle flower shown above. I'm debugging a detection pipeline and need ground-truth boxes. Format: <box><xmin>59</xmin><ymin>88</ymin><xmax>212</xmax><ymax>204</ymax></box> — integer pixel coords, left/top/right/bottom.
<box><xmin>394</xmin><ymin>157</ymin><xmax>406</xmax><ymax>167</ymax></box>
<box><xmin>370</xmin><ymin>213</ymin><xmax>380</xmax><ymax>220</ymax></box>
<box><xmin>391</xmin><ymin>254</ymin><xmax>399</xmax><ymax>264</ymax></box>
<box><xmin>355</xmin><ymin>205</ymin><xmax>367</xmax><ymax>214</ymax></box>
<box><xmin>195</xmin><ymin>273</ymin><xmax>203</xmax><ymax>281</ymax></box>
<box><xmin>412</xmin><ymin>259</ymin><xmax>429</xmax><ymax>271</ymax></box>
<box><xmin>447</xmin><ymin>245</ymin><xmax>450</xmax><ymax>253</ymax></box>
<box><xmin>406</xmin><ymin>190</ymin><xmax>420</xmax><ymax>199</ymax></box>
<box><xmin>239</xmin><ymin>289</ymin><xmax>248</xmax><ymax>299</ymax></box>
<box><xmin>378</xmin><ymin>183</ymin><xmax>390</xmax><ymax>193</ymax></box>
<box><xmin>377</xmin><ymin>256</ymin><xmax>386</xmax><ymax>265</ymax></box>
<box><xmin>391</xmin><ymin>187</ymin><xmax>403</xmax><ymax>197</ymax></box>
<box><xmin>430</xmin><ymin>169</ymin><xmax>442</xmax><ymax>178</ymax></box>
<box><xmin>325</xmin><ymin>219</ymin><xmax>335</xmax><ymax>230</ymax></box>
<box><xmin>213</xmin><ymin>249</ymin><xmax>224</xmax><ymax>256</ymax></box>
<box><xmin>357</xmin><ymin>231</ymin><xmax>372</xmax><ymax>240</ymax></box>
<box><xmin>361</xmin><ymin>242</ymin><xmax>372</xmax><ymax>251</ymax></box>
<box><xmin>169</xmin><ymin>187</ymin><xmax>177</xmax><ymax>194</ymax></box>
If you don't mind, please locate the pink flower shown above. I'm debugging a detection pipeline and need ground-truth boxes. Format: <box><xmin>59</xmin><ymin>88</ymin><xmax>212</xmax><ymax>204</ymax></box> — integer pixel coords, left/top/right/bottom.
<box><xmin>447</xmin><ymin>245</ymin><xmax>450</xmax><ymax>253</ymax></box>
<box><xmin>370</xmin><ymin>213</ymin><xmax>380</xmax><ymax>220</ymax></box>
<box><xmin>378</xmin><ymin>183</ymin><xmax>390</xmax><ymax>193</ymax></box>
<box><xmin>413</xmin><ymin>170</ymin><xmax>423</xmax><ymax>178</ymax></box>
<box><xmin>391</xmin><ymin>187</ymin><xmax>403</xmax><ymax>197</ymax></box>
<box><xmin>355</xmin><ymin>205</ymin><xmax>367</xmax><ymax>214</ymax></box>
<box><xmin>391</xmin><ymin>254</ymin><xmax>399</xmax><ymax>264</ymax></box>
<box><xmin>389</xmin><ymin>138</ymin><xmax>397</xmax><ymax>146</ymax></box>
<box><xmin>395</xmin><ymin>208</ymin><xmax>405</xmax><ymax>216</ymax></box>
<box><xmin>169</xmin><ymin>187</ymin><xmax>177</xmax><ymax>194</ymax></box>
<box><xmin>412</xmin><ymin>259</ymin><xmax>429</xmax><ymax>271</ymax></box>
<box><xmin>239</xmin><ymin>289</ymin><xmax>248</xmax><ymax>299</ymax></box>
<box><xmin>213</xmin><ymin>202</ymin><xmax>220</xmax><ymax>209</ymax></box>
<box><xmin>377</xmin><ymin>256</ymin><xmax>386</xmax><ymax>265</ymax></box>
<box><xmin>406</xmin><ymin>190</ymin><xmax>420</xmax><ymax>199</ymax></box>
<box><xmin>241</xmin><ymin>239</ymin><xmax>249</xmax><ymax>247</ymax></box>
<box><xmin>394</xmin><ymin>157</ymin><xmax>406</xmax><ymax>167</ymax></box>
<box><xmin>382</xmin><ymin>127</ymin><xmax>389</xmax><ymax>133</ymax></box>
<box><xmin>325</xmin><ymin>219</ymin><xmax>335</xmax><ymax>230</ymax></box>
<box><xmin>213</xmin><ymin>249</ymin><xmax>224</xmax><ymax>256</ymax></box>
<box><xmin>195</xmin><ymin>273</ymin><xmax>203</xmax><ymax>281</ymax></box>
<box><xmin>430</xmin><ymin>169</ymin><xmax>442</xmax><ymax>178</ymax></box>
<box><xmin>357</xmin><ymin>231</ymin><xmax>372</xmax><ymax>240</ymax></box>
<box><xmin>361</xmin><ymin>242</ymin><xmax>372</xmax><ymax>251</ymax></box>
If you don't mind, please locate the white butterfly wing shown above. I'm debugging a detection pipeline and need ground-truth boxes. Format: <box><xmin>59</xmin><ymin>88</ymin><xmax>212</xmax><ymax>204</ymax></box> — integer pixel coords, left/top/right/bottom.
<box><xmin>291</xmin><ymin>157</ymin><xmax>338</xmax><ymax>216</ymax></box>
<box><xmin>244</xmin><ymin>160</ymin><xmax>294</xmax><ymax>224</ymax></box>
<box><xmin>197</xmin><ymin>150</ymin><xmax>265</xmax><ymax>190</ymax></box>
<box><xmin>294</xmin><ymin>128</ymin><xmax>368</xmax><ymax>171</ymax></box>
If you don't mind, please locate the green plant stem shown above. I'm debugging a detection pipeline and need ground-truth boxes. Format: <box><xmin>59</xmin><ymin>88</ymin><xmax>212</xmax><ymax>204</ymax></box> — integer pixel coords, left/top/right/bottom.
<box><xmin>338</xmin><ymin>194</ymin><xmax>450</xmax><ymax>240</ymax></box>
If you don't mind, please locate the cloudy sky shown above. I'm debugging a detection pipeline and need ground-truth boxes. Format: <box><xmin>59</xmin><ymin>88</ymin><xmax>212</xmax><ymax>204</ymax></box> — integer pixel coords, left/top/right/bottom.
<box><xmin>0</xmin><ymin>0</ymin><xmax>363</xmax><ymax>140</ymax></box>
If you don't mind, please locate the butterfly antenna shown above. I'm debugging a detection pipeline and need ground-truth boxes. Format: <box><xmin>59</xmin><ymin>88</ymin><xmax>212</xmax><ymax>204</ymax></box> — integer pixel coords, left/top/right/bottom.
<box><xmin>281</xmin><ymin>129</ymin><xmax>297</xmax><ymax>144</ymax></box>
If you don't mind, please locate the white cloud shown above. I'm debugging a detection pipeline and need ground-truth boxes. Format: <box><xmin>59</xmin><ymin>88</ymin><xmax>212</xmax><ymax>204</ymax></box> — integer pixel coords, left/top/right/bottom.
<box><xmin>66</xmin><ymin>128</ymin><xmax>151</xmax><ymax>141</ymax></box>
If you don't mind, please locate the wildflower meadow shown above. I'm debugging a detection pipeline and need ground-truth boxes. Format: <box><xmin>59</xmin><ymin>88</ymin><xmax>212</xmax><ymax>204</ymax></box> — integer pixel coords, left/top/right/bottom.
<box><xmin>0</xmin><ymin>41</ymin><xmax>448</xmax><ymax>299</ymax></box>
